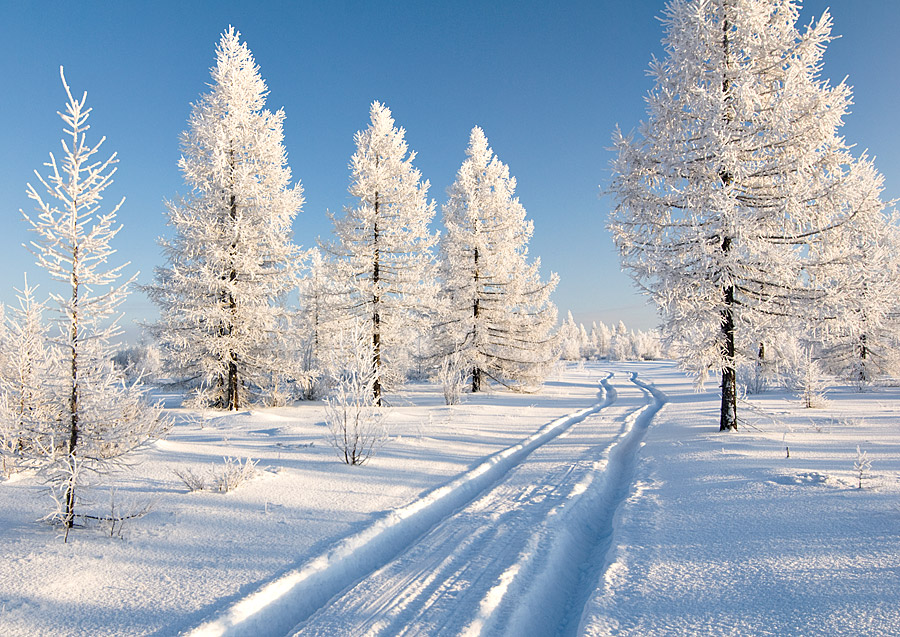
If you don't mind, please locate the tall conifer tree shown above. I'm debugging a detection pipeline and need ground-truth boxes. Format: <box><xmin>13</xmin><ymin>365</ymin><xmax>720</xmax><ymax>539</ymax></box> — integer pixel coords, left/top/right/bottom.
<box><xmin>440</xmin><ymin>127</ymin><xmax>558</xmax><ymax>392</ymax></box>
<box><xmin>325</xmin><ymin>102</ymin><xmax>437</xmax><ymax>405</ymax></box>
<box><xmin>149</xmin><ymin>27</ymin><xmax>303</xmax><ymax>410</ymax></box>
<box><xmin>609</xmin><ymin>0</ymin><xmax>890</xmax><ymax>429</ymax></box>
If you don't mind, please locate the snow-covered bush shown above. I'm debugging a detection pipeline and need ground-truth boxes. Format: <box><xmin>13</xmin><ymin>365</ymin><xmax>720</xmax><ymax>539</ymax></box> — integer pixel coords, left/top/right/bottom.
<box><xmin>215</xmin><ymin>457</ymin><xmax>259</xmax><ymax>493</ymax></box>
<box><xmin>172</xmin><ymin>456</ymin><xmax>259</xmax><ymax>493</ymax></box>
<box><xmin>781</xmin><ymin>343</ymin><xmax>829</xmax><ymax>408</ymax></box>
<box><xmin>324</xmin><ymin>324</ymin><xmax>388</xmax><ymax>465</ymax></box>
<box><xmin>437</xmin><ymin>351</ymin><xmax>468</xmax><ymax>406</ymax></box>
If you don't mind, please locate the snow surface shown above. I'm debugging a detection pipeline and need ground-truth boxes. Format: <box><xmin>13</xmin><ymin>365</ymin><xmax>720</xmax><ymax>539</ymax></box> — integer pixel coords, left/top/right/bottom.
<box><xmin>1</xmin><ymin>362</ymin><xmax>898</xmax><ymax>636</ymax></box>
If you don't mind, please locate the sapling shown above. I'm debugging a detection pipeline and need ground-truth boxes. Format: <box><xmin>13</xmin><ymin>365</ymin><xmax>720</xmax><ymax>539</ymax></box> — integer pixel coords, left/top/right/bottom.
<box><xmin>854</xmin><ymin>445</ymin><xmax>872</xmax><ymax>489</ymax></box>
<box><xmin>23</xmin><ymin>68</ymin><xmax>168</xmax><ymax>539</ymax></box>
<box><xmin>438</xmin><ymin>351</ymin><xmax>467</xmax><ymax>406</ymax></box>
<box><xmin>324</xmin><ymin>323</ymin><xmax>388</xmax><ymax>465</ymax></box>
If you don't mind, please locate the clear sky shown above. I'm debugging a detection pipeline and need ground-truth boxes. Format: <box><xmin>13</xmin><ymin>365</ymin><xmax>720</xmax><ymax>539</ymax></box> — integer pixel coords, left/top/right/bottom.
<box><xmin>1</xmin><ymin>1</ymin><xmax>898</xmax><ymax>341</ymax></box>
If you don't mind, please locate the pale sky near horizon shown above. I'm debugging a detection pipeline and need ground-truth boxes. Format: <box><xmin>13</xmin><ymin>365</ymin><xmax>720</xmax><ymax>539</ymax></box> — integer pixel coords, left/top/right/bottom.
<box><xmin>1</xmin><ymin>1</ymin><xmax>898</xmax><ymax>341</ymax></box>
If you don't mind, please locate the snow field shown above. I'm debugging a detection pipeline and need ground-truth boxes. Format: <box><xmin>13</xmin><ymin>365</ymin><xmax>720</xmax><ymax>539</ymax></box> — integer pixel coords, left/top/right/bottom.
<box><xmin>192</xmin><ymin>373</ymin><xmax>616</xmax><ymax>636</ymax></box>
<box><xmin>0</xmin><ymin>366</ymin><xmax>604</xmax><ymax>636</ymax></box>
<box><xmin>2</xmin><ymin>362</ymin><xmax>897</xmax><ymax>636</ymax></box>
<box><xmin>578</xmin><ymin>362</ymin><xmax>900</xmax><ymax>636</ymax></box>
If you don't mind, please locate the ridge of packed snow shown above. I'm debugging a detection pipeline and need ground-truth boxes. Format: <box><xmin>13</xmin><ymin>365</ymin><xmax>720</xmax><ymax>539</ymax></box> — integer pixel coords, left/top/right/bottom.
<box><xmin>185</xmin><ymin>375</ymin><xmax>614</xmax><ymax>636</ymax></box>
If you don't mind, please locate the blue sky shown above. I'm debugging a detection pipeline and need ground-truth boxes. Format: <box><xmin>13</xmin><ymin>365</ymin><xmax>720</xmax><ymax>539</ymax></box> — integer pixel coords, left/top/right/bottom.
<box><xmin>1</xmin><ymin>1</ymin><xmax>898</xmax><ymax>341</ymax></box>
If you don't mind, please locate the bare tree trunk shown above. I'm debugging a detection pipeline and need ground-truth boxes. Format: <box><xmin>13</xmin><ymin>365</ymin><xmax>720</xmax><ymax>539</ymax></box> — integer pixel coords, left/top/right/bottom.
<box><xmin>718</xmin><ymin>8</ymin><xmax>738</xmax><ymax>432</ymax></box>
<box><xmin>720</xmin><ymin>275</ymin><xmax>738</xmax><ymax>431</ymax></box>
<box><xmin>372</xmin><ymin>191</ymin><xmax>382</xmax><ymax>407</ymax></box>
<box><xmin>472</xmin><ymin>245</ymin><xmax>482</xmax><ymax>393</ymax></box>
<box><xmin>224</xmin><ymin>182</ymin><xmax>240</xmax><ymax>411</ymax></box>
<box><xmin>64</xmin><ymin>240</ymin><xmax>81</xmax><ymax>537</ymax></box>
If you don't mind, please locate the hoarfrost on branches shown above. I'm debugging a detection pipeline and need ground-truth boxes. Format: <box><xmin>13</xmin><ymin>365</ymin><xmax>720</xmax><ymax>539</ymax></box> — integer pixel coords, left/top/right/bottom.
<box><xmin>608</xmin><ymin>0</ymin><xmax>895</xmax><ymax>430</ymax></box>
<box><xmin>19</xmin><ymin>68</ymin><xmax>166</xmax><ymax>537</ymax></box>
<box><xmin>439</xmin><ymin>127</ymin><xmax>558</xmax><ymax>392</ymax></box>
<box><xmin>147</xmin><ymin>26</ymin><xmax>304</xmax><ymax>410</ymax></box>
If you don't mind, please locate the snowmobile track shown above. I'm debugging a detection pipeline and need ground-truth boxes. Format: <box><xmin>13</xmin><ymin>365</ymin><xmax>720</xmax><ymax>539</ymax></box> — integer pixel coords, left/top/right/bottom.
<box><xmin>185</xmin><ymin>372</ymin><xmax>652</xmax><ymax>637</ymax></box>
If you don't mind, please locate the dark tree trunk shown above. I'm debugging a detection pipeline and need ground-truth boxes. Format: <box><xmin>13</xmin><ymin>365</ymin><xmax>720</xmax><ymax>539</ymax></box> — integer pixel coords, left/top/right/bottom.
<box><xmin>720</xmin><ymin>279</ymin><xmax>738</xmax><ymax>431</ymax></box>
<box><xmin>372</xmin><ymin>191</ymin><xmax>382</xmax><ymax>406</ymax></box>
<box><xmin>471</xmin><ymin>245</ymin><xmax>482</xmax><ymax>393</ymax></box>
<box><xmin>64</xmin><ymin>246</ymin><xmax>81</xmax><ymax>538</ymax></box>
<box><xmin>225</xmin><ymin>188</ymin><xmax>240</xmax><ymax>411</ymax></box>
<box><xmin>718</xmin><ymin>9</ymin><xmax>737</xmax><ymax>432</ymax></box>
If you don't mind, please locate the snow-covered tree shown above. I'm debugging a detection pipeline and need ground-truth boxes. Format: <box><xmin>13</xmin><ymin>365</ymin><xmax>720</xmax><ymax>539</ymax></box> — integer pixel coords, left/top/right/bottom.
<box><xmin>608</xmin><ymin>325</ymin><xmax>632</xmax><ymax>362</ymax></box>
<box><xmin>609</xmin><ymin>0</ymin><xmax>889</xmax><ymax>430</ymax></box>
<box><xmin>592</xmin><ymin>321</ymin><xmax>611</xmax><ymax>359</ymax></box>
<box><xmin>147</xmin><ymin>27</ymin><xmax>304</xmax><ymax>410</ymax></box>
<box><xmin>558</xmin><ymin>311</ymin><xmax>581</xmax><ymax>361</ymax></box>
<box><xmin>440</xmin><ymin>127</ymin><xmax>558</xmax><ymax>391</ymax></box>
<box><xmin>577</xmin><ymin>323</ymin><xmax>592</xmax><ymax>359</ymax></box>
<box><xmin>324</xmin><ymin>101</ymin><xmax>437</xmax><ymax>405</ymax></box>
<box><xmin>22</xmin><ymin>68</ymin><xmax>166</xmax><ymax>535</ymax></box>
<box><xmin>819</xmin><ymin>213</ymin><xmax>900</xmax><ymax>388</ymax></box>
<box><xmin>0</xmin><ymin>278</ymin><xmax>61</xmax><ymax>476</ymax></box>
<box><xmin>295</xmin><ymin>247</ymin><xmax>338</xmax><ymax>400</ymax></box>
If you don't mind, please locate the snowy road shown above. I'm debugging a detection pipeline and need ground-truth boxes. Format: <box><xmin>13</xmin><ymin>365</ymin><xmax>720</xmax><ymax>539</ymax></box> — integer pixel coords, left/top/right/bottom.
<box><xmin>188</xmin><ymin>371</ymin><xmax>665</xmax><ymax>637</ymax></box>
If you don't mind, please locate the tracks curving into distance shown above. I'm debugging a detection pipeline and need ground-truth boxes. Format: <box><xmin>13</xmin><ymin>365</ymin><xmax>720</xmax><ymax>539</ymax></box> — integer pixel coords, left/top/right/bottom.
<box><xmin>185</xmin><ymin>369</ymin><xmax>665</xmax><ymax>637</ymax></box>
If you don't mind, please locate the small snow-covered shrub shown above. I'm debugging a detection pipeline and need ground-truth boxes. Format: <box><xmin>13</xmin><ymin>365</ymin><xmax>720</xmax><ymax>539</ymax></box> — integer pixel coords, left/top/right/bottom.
<box><xmin>215</xmin><ymin>456</ymin><xmax>258</xmax><ymax>493</ymax></box>
<box><xmin>173</xmin><ymin>466</ymin><xmax>208</xmax><ymax>492</ymax></box>
<box><xmin>324</xmin><ymin>324</ymin><xmax>388</xmax><ymax>466</ymax></box>
<box><xmin>173</xmin><ymin>457</ymin><xmax>259</xmax><ymax>493</ymax></box>
<box><xmin>438</xmin><ymin>352</ymin><xmax>467</xmax><ymax>406</ymax></box>
<box><xmin>854</xmin><ymin>446</ymin><xmax>872</xmax><ymax>489</ymax></box>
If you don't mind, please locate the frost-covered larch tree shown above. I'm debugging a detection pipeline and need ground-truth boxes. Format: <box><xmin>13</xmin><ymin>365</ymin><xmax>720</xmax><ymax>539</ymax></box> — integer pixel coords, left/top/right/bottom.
<box><xmin>0</xmin><ymin>278</ymin><xmax>60</xmax><ymax>476</ymax></box>
<box><xmin>148</xmin><ymin>27</ymin><xmax>304</xmax><ymax>410</ymax></box>
<box><xmin>22</xmin><ymin>69</ymin><xmax>166</xmax><ymax>535</ymax></box>
<box><xmin>325</xmin><ymin>102</ymin><xmax>437</xmax><ymax>405</ymax></box>
<box><xmin>558</xmin><ymin>311</ymin><xmax>581</xmax><ymax>361</ymax></box>
<box><xmin>440</xmin><ymin>127</ymin><xmax>558</xmax><ymax>392</ymax></box>
<box><xmin>295</xmin><ymin>247</ymin><xmax>340</xmax><ymax>399</ymax></box>
<box><xmin>820</xmin><ymin>212</ymin><xmax>900</xmax><ymax>387</ymax></box>
<box><xmin>609</xmin><ymin>0</ymin><xmax>890</xmax><ymax>430</ymax></box>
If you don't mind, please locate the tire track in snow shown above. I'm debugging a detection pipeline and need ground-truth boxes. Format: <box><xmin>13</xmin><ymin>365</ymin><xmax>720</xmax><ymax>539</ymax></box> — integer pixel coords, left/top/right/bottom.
<box><xmin>288</xmin><ymin>372</ymin><xmax>654</xmax><ymax>636</ymax></box>
<box><xmin>184</xmin><ymin>374</ymin><xmax>616</xmax><ymax>637</ymax></box>
<box><xmin>488</xmin><ymin>371</ymin><xmax>667</xmax><ymax>637</ymax></box>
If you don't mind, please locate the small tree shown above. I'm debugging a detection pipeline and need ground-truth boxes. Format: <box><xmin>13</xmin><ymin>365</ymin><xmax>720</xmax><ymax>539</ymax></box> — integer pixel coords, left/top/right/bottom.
<box><xmin>0</xmin><ymin>278</ymin><xmax>61</xmax><ymax>476</ymax></box>
<box><xmin>781</xmin><ymin>339</ymin><xmax>829</xmax><ymax>408</ymax></box>
<box><xmin>324</xmin><ymin>323</ymin><xmax>388</xmax><ymax>466</ymax></box>
<box><xmin>558</xmin><ymin>311</ymin><xmax>581</xmax><ymax>361</ymax></box>
<box><xmin>22</xmin><ymin>68</ymin><xmax>166</xmax><ymax>537</ymax></box>
<box><xmin>854</xmin><ymin>445</ymin><xmax>872</xmax><ymax>489</ymax></box>
<box><xmin>295</xmin><ymin>247</ymin><xmax>339</xmax><ymax>400</ymax></box>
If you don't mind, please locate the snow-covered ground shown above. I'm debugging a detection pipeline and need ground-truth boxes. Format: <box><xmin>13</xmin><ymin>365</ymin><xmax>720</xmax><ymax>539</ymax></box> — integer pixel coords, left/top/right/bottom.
<box><xmin>1</xmin><ymin>362</ymin><xmax>898</xmax><ymax>636</ymax></box>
